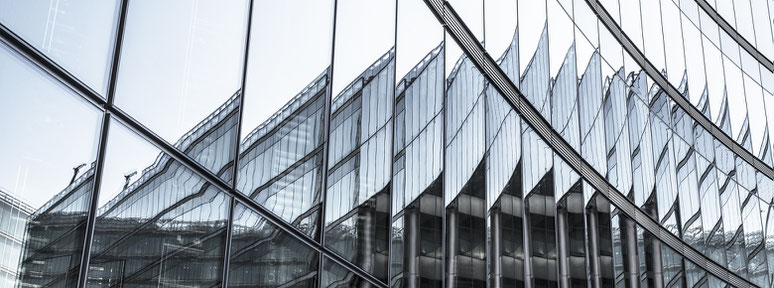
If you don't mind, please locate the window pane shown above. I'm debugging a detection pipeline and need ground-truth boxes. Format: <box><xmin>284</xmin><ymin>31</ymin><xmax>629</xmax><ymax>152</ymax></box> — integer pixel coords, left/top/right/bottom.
<box><xmin>321</xmin><ymin>256</ymin><xmax>373</xmax><ymax>287</ymax></box>
<box><xmin>227</xmin><ymin>203</ymin><xmax>319</xmax><ymax>287</ymax></box>
<box><xmin>0</xmin><ymin>41</ymin><xmax>102</xmax><ymax>287</ymax></box>
<box><xmin>325</xmin><ymin>0</ymin><xmax>395</xmax><ymax>282</ymax></box>
<box><xmin>114</xmin><ymin>0</ymin><xmax>248</xmax><ymax>181</ymax></box>
<box><xmin>0</xmin><ymin>0</ymin><xmax>119</xmax><ymax>94</ymax></box>
<box><xmin>391</xmin><ymin>1</ymin><xmax>445</xmax><ymax>285</ymax></box>
<box><xmin>88</xmin><ymin>121</ymin><xmax>229</xmax><ymax>287</ymax></box>
<box><xmin>236</xmin><ymin>0</ymin><xmax>333</xmax><ymax>239</ymax></box>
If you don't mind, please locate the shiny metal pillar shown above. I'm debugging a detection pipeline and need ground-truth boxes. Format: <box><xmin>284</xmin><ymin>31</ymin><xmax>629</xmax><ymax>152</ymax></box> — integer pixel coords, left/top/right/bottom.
<box><xmin>586</xmin><ymin>204</ymin><xmax>602</xmax><ymax>288</ymax></box>
<box><xmin>523</xmin><ymin>199</ymin><xmax>533</xmax><ymax>288</ymax></box>
<box><xmin>621</xmin><ymin>216</ymin><xmax>640</xmax><ymax>288</ymax></box>
<box><xmin>556</xmin><ymin>204</ymin><xmax>570</xmax><ymax>288</ymax></box>
<box><xmin>490</xmin><ymin>209</ymin><xmax>502</xmax><ymax>288</ymax></box>
<box><xmin>446</xmin><ymin>209</ymin><xmax>457</xmax><ymax>288</ymax></box>
<box><xmin>645</xmin><ymin>232</ymin><xmax>663</xmax><ymax>288</ymax></box>
<box><xmin>406</xmin><ymin>207</ymin><xmax>419</xmax><ymax>287</ymax></box>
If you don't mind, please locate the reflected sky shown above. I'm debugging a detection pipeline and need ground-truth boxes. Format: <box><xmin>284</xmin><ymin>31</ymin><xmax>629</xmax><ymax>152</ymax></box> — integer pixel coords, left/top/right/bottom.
<box><xmin>114</xmin><ymin>0</ymin><xmax>248</xmax><ymax>143</ymax></box>
<box><xmin>0</xmin><ymin>0</ymin><xmax>119</xmax><ymax>94</ymax></box>
<box><xmin>241</xmin><ymin>0</ymin><xmax>333</xmax><ymax>139</ymax></box>
<box><xmin>0</xmin><ymin>42</ymin><xmax>101</xmax><ymax>208</ymax></box>
<box><xmin>332</xmin><ymin>0</ymin><xmax>395</xmax><ymax>96</ymax></box>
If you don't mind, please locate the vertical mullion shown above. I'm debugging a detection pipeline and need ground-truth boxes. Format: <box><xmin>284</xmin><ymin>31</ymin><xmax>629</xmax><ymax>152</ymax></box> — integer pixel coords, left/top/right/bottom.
<box><xmin>76</xmin><ymin>0</ymin><xmax>130</xmax><ymax>286</ymax></box>
<box><xmin>441</xmin><ymin>30</ymin><xmax>448</xmax><ymax>288</ymax></box>
<box><xmin>221</xmin><ymin>196</ymin><xmax>236</xmax><ymax>287</ymax></box>
<box><xmin>387</xmin><ymin>0</ymin><xmax>399</xmax><ymax>283</ymax></box>
<box><xmin>75</xmin><ymin>114</ymin><xmax>111</xmax><ymax>288</ymax></box>
<box><xmin>222</xmin><ymin>0</ymin><xmax>256</xmax><ymax>286</ymax></box>
<box><xmin>318</xmin><ymin>0</ymin><xmax>339</xmax><ymax>286</ymax></box>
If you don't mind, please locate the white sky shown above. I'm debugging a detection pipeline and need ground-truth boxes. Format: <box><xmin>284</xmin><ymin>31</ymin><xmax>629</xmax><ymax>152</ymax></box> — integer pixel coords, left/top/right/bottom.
<box><xmin>241</xmin><ymin>0</ymin><xmax>334</xmax><ymax>138</ymax></box>
<box><xmin>0</xmin><ymin>43</ymin><xmax>101</xmax><ymax>209</ymax></box>
<box><xmin>114</xmin><ymin>0</ymin><xmax>248</xmax><ymax>144</ymax></box>
<box><xmin>331</xmin><ymin>0</ymin><xmax>396</xmax><ymax>97</ymax></box>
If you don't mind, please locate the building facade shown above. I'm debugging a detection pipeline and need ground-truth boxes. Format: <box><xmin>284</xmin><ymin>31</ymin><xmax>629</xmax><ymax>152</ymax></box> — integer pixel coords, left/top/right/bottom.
<box><xmin>1</xmin><ymin>0</ymin><xmax>774</xmax><ymax>287</ymax></box>
<box><xmin>0</xmin><ymin>190</ymin><xmax>31</xmax><ymax>288</ymax></box>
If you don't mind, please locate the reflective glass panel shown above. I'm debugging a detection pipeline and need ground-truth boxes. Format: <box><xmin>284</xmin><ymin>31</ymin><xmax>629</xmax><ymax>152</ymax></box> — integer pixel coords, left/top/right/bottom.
<box><xmin>114</xmin><ymin>0</ymin><xmax>248</xmax><ymax>181</ymax></box>
<box><xmin>87</xmin><ymin>122</ymin><xmax>229</xmax><ymax>287</ymax></box>
<box><xmin>236</xmin><ymin>0</ymin><xmax>333</xmax><ymax>239</ymax></box>
<box><xmin>325</xmin><ymin>0</ymin><xmax>395</xmax><ymax>281</ymax></box>
<box><xmin>0</xmin><ymin>0</ymin><xmax>119</xmax><ymax>94</ymax></box>
<box><xmin>228</xmin><ymin>203</ymin><xmax>319</xmax><ymax>287</ymax></box>
<box><xmin>0</xmin><ymin>41</ymin><xmax>102</xmax><ymax>287</ymax></box>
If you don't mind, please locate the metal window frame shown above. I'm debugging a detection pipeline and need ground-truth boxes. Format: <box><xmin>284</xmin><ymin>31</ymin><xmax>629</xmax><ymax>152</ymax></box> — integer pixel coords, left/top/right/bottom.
<box><xmin>422</xmin><ymin>0</ymin><xmax>758</xmax><ymax>287</ymax></box>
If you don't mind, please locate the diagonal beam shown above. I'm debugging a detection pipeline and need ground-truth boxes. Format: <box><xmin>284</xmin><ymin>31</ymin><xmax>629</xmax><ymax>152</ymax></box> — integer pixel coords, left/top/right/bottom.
<box><xmin>421</xmin><ymin>0</ymin><xmax>758</xmax><ymax>287</ymax></box>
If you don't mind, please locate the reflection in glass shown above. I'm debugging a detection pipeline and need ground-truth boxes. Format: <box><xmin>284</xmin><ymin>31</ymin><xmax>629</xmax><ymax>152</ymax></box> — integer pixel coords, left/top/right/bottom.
<box><xmin>556</xmin><ymin>183</ymin><xmax>586</xmax><ymax>287</ymax></box>
<box><xmin>444</xmin><ymin>42</ymin><xmax>486</xmax><ymax>286</ymax></box>
<box><xmin>236</xmin><ymin>0</ymin><xmax>333</xmax><ymax>240</ymax></box>
<box><xmin>586</xmin><ymin>194</ymin><xmax>615</xmax><ymax>288</ymax></box>
<box><xmin>321</xmin><ymin>256</ymin><xmax>375</xmax><ymax>288</ymax></box>
<box><xmin>228</xmin><ymin>203</ymin><xmax>318</xmax><ymax>287</ymax></box>
<box><xmin>0</xmin><ymin>41</ymin><xmax>101</xmax><ymax>287</ymax></box>
<box><xmin>0</xmin><ymin>0</ymin><xmax>119</xmax><ymax>94</ymax></box>
<box><xmin>87</xmin><ymin>123</ymin><xmax>229</xmax><ymax>287</ymax></box>
<box><xmin>525</xmin><ymin>169</ymin><xmax>556</xmax><ymax>288</ymax></box>
<box><xmin>485</xmin><ymin>27</ymin><xmax>522</xmax><ymax>285</ymax></box>
<box><xmin>325</xmin><ymin>0</ymin><xmax>394</xmax><ymax>280</ymax></box>
<box><xmin>236</xmin><ymin>72</ymin><xmax>327</xmax><ymax>237</ymax></box>
<box><xmin>114</xmin><ymin>0</ymin><xmax>248</xmax><ymax>179</ymax></box>
<box><xmin>325</xmin><ymin>49</ymin><xmax>394</xmax><ymax>282</ymax></box>
<box><xmin>391</xmin><ymin>33</ymin><xmax>444</xmax><ymax>288</ymax></box>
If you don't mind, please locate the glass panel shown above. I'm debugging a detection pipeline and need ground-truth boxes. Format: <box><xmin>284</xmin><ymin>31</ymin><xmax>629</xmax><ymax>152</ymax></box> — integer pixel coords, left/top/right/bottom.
<box><xmin>391</xmin><ymin>1</ymin><xmax>444</xmax><ymax>285</ymax></box>
<box><xmin>518</xmin><ymin>0</ymin><xmax>547</xmax><ymax>74</ymax></box>
<box><xmin>325</xmin><ymin>0</ymin><xmax>395</xmax><ymax>282</ymax></box>
<box><xmin>0</xmin><ymin>41</ymin><xmax>101</xmax><ymax>287</ymax></box>
<box><xmin>484</xmin><ymin>0</ymin><xmax>517</xmax><ymax>68</ymax></box>
<box><xmin>228</xmin><ymin>203</ymin><xmax>319</xmax><ymax>287</ymax></box>
<box><xmin>0</xmin><ymin>0</ymin><xmax>119</xmax><ymax>94</ymax></box>
<box><xmin>87</xmin><ymin>122</ymin><xmax>228</xmax><ymax>287</ymax></box>
<box><xmin>659</xmin><ymin>0</ymin><xmax>686</xmax><ymax>86</ymax></box>
<box><xmin>236</xmin><ymin>0</ymin><xmax>333</xmax><ymax>239</ymax></box>
<box><xmin>321</xmin><ymin>256</ymin><xmax>375</xmax><ymax>287</ymax></box>
<box><xmin>587</xmin><ymin>194</ymin><xmax>616</xmax><ymax>287</ymax></box>
<box><xmin>443</xmin><ymin>31</ymin><xmax>487</xmax><ymax>286</ymax></box>
<box><xmin>525</xmin><ymin>169</ymin><xmax>556</xmax><ymax>288</ymax></box>
<box><xmin>114</xmin><ymin>0</ymin><xmax>248</xmax><ymax>180</ymax></box>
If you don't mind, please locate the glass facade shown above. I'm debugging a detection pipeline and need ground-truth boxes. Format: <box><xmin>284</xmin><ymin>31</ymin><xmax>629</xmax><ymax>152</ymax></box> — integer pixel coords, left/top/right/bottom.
<box><xmin>1</xmin><ymin>0</ymin><xmax>774</xmax><ymax>287</ymax></box>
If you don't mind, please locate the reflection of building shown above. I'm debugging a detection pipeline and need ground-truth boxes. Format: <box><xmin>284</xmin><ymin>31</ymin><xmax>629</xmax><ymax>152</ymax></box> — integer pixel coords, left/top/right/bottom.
<box><xmin>16</xmin><ymin>165</ymin><xmax>94</xmax><ymax>288</ymax></box>
<box><xmin>7</xmin><ymin>2</ymin><xmax>774</xmax><ymax>287</ymax></box>
<box><xmin>0</xmin><ymin>189</ymin><xmax>32</xmax><ymax>288</ymax></box>
<box><xmin>324</xmin><ymin>49</ymin><xmax>394</xmax><ymax>283</ymax></box>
